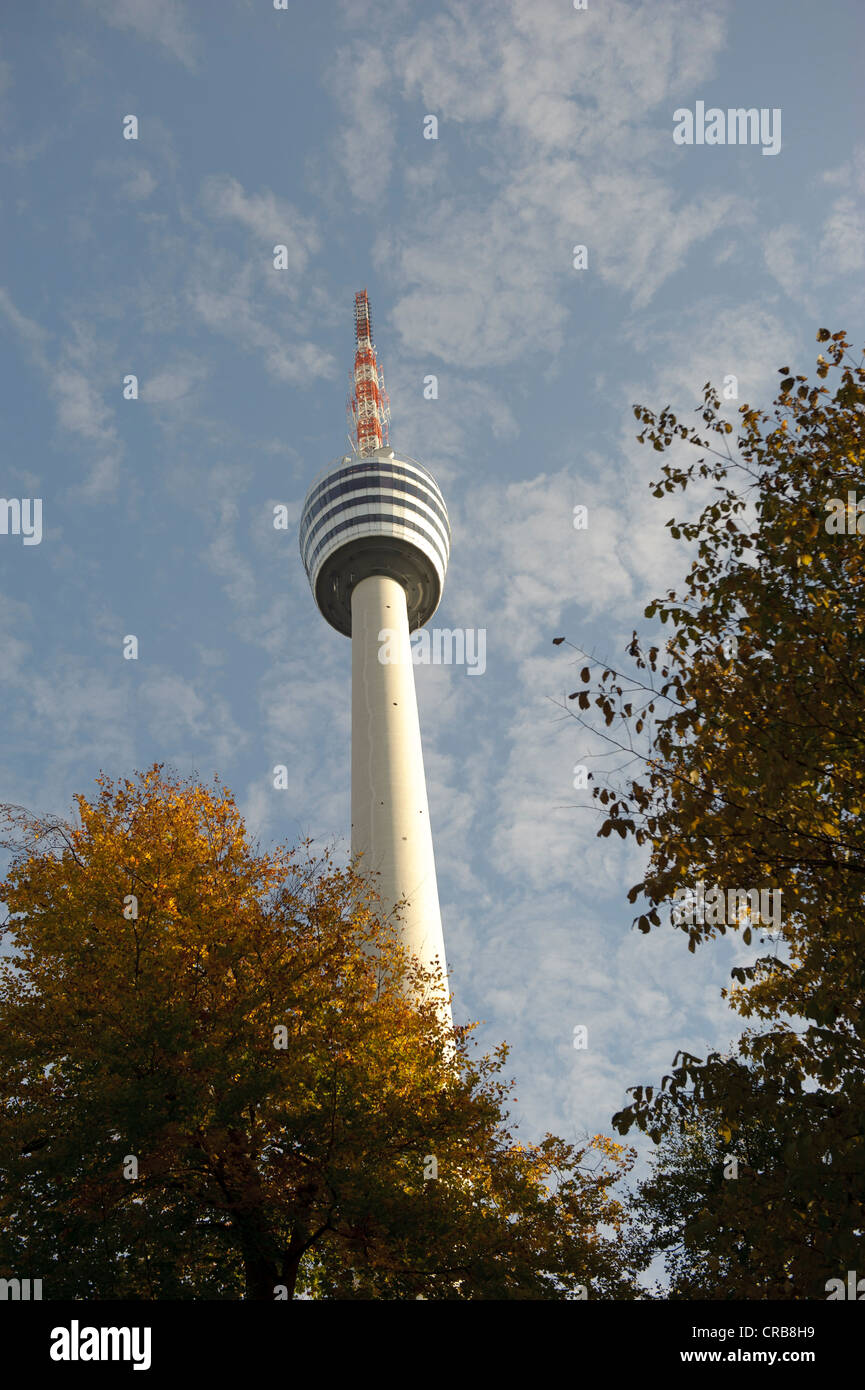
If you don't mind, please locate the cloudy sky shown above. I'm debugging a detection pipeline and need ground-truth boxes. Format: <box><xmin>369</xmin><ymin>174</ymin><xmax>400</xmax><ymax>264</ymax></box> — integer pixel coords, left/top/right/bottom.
<box><xmin>1</xmin><ymin>0</ymin><xmax>863</xmax><ymax>1203</ymax></box>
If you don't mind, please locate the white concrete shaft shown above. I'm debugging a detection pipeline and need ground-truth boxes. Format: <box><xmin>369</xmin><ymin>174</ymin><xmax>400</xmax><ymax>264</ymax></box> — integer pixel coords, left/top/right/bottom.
<box><xmin>351</xmin><ymin>573</ymin><xmax>452</xmax><ymax>1027</ymax></box>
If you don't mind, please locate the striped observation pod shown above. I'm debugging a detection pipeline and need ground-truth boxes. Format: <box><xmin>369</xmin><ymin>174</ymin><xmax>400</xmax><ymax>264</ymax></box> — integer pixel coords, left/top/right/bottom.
<box><xmin>299</xmin><ymin>445</ymin><xmax>450</xmax><ymax>637</ymax></box>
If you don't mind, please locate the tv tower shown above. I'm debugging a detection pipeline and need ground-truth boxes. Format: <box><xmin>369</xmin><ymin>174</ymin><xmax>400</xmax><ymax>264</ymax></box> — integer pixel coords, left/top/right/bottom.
<box><xmin>299</xmin><ymin>291</ymin><xmax>452</xmax><ymax>1028</ymax></box>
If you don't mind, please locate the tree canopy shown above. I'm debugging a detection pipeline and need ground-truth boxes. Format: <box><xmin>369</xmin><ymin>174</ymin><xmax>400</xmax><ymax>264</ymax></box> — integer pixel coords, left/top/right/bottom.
<box><xmin>557</xmin><ymin>329</ymin><xmax>865</xmax><ymax>1297</ymax></box>
<box><xmin>0</xmin><ymin>767</ymin><xmax>641</xmax><ymax>1299</ymax></box>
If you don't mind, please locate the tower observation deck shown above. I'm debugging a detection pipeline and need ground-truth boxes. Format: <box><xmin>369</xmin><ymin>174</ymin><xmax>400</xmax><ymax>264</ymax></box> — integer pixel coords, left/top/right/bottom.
<box><xmin>298</xmin><ymin>292</ymin><xmax>452</xmax><ymax>1028</ymax></box>
<box><xmin>299</xmin><ymin>449</ymin><xmax>449</xmax><ymax>637</ymax></box>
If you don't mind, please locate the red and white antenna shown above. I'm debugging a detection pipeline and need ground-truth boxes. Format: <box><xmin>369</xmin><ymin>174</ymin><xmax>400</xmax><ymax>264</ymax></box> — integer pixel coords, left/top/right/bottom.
<box><xmin>348</xmin><ymin>289</ymin><xmax>390</xmax><ymax>457</ymax></box>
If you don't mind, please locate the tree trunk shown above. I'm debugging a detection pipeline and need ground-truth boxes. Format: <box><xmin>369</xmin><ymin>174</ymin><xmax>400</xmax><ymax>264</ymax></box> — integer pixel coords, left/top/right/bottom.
<box><xmin>243</xmin><ymin>1246</ymin><xmax>280</xmax><ymax>1301</ymax></box>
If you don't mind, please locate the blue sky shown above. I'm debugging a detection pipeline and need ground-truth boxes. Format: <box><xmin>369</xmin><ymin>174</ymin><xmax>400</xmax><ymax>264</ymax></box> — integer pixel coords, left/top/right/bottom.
<box><xmin>1</xmin><ymin>0</ymin><xmax>863</xmax><ymax>1198</ymax></box>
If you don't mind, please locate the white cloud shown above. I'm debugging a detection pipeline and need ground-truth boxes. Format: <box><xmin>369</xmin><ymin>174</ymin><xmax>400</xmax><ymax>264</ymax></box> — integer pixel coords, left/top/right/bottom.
<box><xmin>251</xmin><ymin>654</ymin><xmax>352</xmax><ymax>847</ymax></box>
<box><xmin>354</xmin><ymin>0</ymin><xmax>741</xmax><ymax>365</ymax></box>
<box><xmin>379</xmin><ymin>364</ymin><xmax>519</xmax><ymax>481</ymax></box>
<box><xmin>0</xmin><ymin>596</ymin><xmax>32</xmax><ymax>685</ymax></box>
<box><xmin>765</xmin><ymin>147</ymin><xmax>865</xmax><ymax>300</ymax></box>
<box><xmin>86</xmin><ymin>0</ymin><xmax>197</xmax><ymax>69</ymax></box>
<box><xmin>819</xmin><ymin>196</ymin><xmax>865</xmax><ymax>276</ymax></box>
<box><xmin>0</xmin><ymin>287</ymin><xmax>50</xmax><ymax>358</ymax></box>
<box><xmin>452</xmin><ymin>468</ymin><xmax>634</xmax><ymax>649</ymax></box>
<box><xmin>120</xmin><ymin>167</ymin><xmax>157</xmax><ymax>202</ymax></box>
<box><xmin>188</xmin><ymin>244</ymin><xmax>336</xmax><ymax>386</ymax></box>
<box><xmin>91</xmin><ymin>157</ymin><xmax>159</xmax><ymax>202</ymax></box>
<box><xmin>420</xmin><ymin>297</ymin><xmax>795</xmax><ymax>912</ymax></box>
<box><xmin>71</xmin><ymin>454</ymin><xmax>121</xmax><ymax>503</ymax></box>
<box><xmin>443</xmin><ymin>872</ymin><xmax>746</xmax><ymax>1143</ymax></box>
<box><xmin>763</xmin><ymin>224</ymin><xmax>808</xmax><ymax>304</ymax></box>
<box><xmin>821</xmin><ymin>145</ymin><xmax>865</xmax><ymax>193</ymax></box>
<box><xmin>55</xmin><ymin>369</ymin><xmax>114</xmax><ymax>441</ymax></box>
<box><xmin>206</xmin><ymin>524</ymin><xmax>257</xmax><ymax>613</ymax></box>
<box><xmin>379</xmin><ymin>168</ymin><xmax>746</xmax><ymax>365</ymax></box>
<box><xmin>142</xmin><ymin>360</ymin><xmax>207</xmax><ymax>403</ymax></box>
<box><xmin>200</xmin><ymin>175</ymin><xmax>319</xmax><ymax>267</ymax></box>
<box><xmin>326</xmin><ymin>44</ymin><xmax>397</xmax><ymax>205</ymax></box>
<box><xmin>622</xmin><ymin>299</ymin><xmax>793</xmax><ymax>413</ymax></box>
<box><xmin>140</xmin><ymin>672</ymin><xmax>247</xmax><ymax>765</ymax></box>
<box><xmin>0</xmin><ymin>291</ymin><xmax>123</xmax><ymax>502</ymax></box>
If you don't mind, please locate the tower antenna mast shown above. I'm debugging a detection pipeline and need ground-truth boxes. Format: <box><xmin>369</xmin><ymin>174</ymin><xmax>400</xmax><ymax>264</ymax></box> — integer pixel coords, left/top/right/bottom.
<box><xmin>348</xmin><ymin>289</ymin><xmax>390</xmax><ymax>457</ymax></box>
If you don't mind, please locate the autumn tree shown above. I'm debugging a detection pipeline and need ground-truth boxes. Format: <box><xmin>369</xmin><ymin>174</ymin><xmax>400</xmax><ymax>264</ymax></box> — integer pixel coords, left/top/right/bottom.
<box><xmin>556</xmin><ymin>330</ymin><xmax>865</xmax><ymax>1297</ymax></box>
<box><xmin>626</xmin><ymin>1051</ymin><xmax>863</xmax><ymax>1299</ymax></box>
<box><xmin>0</xmin><ymin>767</ymin><xmax>641</xmax><ymax>1300</ymax></box>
